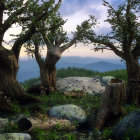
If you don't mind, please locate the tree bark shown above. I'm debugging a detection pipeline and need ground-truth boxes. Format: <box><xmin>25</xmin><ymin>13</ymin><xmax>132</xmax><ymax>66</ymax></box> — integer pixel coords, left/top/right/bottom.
<box><xmin>40</xmin><ymin>65</ymin><xmax>57</xmax><ymax>94</ymax></box>
<box><xmin>125</xmin><ymin>55</ymin><xmax>140</xmax><ymax>106</ymax></box>
<box><xmin>0</xmin><ymin>49</ymin><xmax>40</xmax><ymax>111</ymax></box>
<box><xmin>95</xmin><ymin>79</ymin><xmax>125</xmax><ymax>130</ymax></box>
<box><xmin>0</xmin><ymin>95</ymin><xmax>13</xmax><ymax>112</ymax></box>
<box><xmin>34</xmin><ymin>46</ymin><xmax>62</xmax><ymax>95</ymax></box>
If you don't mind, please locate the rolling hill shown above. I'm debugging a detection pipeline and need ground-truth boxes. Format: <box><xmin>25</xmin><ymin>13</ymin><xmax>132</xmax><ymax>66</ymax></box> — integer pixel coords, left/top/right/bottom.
<box><xmin>17</xmin><ymin>56</ymin><xmax>126</xmax><ymax>82</ymax></box>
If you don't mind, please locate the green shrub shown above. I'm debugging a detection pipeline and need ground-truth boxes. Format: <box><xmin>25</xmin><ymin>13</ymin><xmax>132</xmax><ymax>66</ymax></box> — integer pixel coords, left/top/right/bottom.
<box><xmin>2</xmin><ymin>122</ymin><xmax>18</xmax><ymax>133</ymax></box>
<box><xmin>124</xmin><ymin>128</ymin><xmax>140</xmax><ymax>140</ymax></box>
<box><xmin>31</xmin><ymin>128</ymin><xmax>46</xmax><ymax>140</ymax></box>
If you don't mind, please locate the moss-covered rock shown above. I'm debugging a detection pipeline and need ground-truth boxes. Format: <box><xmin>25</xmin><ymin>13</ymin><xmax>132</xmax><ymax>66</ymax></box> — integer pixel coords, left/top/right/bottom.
<box><xmin>49</xmin><ymin>104</ymin><xmax>87</xmax><ymax>124</ymax></box>
<box><xmin>0</xmin><ymin>133</ymin><xmax>31</xmax><ymax>140</ymax></box>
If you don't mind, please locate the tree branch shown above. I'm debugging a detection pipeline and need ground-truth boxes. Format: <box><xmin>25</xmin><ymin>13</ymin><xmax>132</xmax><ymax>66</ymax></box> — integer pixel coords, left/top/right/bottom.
<box><xmin>1</xmin><ymin>1</ymin><xmax>29</xmax><ymax>35</ymax></box>
<box><xmin>132</xmin><ymin>36</ymin><xmax>140</xmax><ymax>57</ymax></box>
<box><xmin>60</xmin><ymin>36</ymin><xmax>78</xmax><ymax>52</ymax></box>
<box><xmin>125</xmin><ymin>0</ymin><xmax>134</xmax><ymax>48</ymax></box>
<box><xmin>103</xmin><ymin>0</ymin><xmax>122</xmax><ymax>23</ymax></box>
<box><xmin>88</xmin><ymin>36</ymin><xmax>125</xmax><ymax>59</ymax></box>
<box><xmin>34</xmin><ymin>42</ymin><xmax>44</xmax><ymax>68</ymax></box>
<box><xmin>12</xmin><ymin>0</ymin><xmax>62</xmax><ymax>60</ymax></box>
<box><xmin>12</xmin><ymin>25</ymin><xmax>36</xmax><ymax>60</ymax></box>
<box><xmin>41</xmin><ymin>31</ymin><xmax>52</xmax><ymax>48</ymax></box>
<box><xmin>0</xmin><ymin>2</ymin><xmax>4</xmax><ymax>26</ymax></box>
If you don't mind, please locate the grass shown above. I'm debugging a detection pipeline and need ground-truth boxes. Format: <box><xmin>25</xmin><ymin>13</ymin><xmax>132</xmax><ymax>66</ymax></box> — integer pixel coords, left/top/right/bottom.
<box><xmin>22</xmin><ymin>67</ymin><xmax>128</xmax><ymax>88</ymax></box>
<box><xmin>7</xmin><ymin>67</ymin><xmax>137</xmax><ymax>140</ymax></box>
<box><xmin>57</xmin><ymin>67</ymin><xmax>127</xmax><ymax>82</ymax></box>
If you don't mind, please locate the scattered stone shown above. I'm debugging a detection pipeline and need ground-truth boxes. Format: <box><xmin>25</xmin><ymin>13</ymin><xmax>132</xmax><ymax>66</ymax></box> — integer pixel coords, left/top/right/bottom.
<box><xmin>113</xmin><ymin>109</ymin><xmax>140</xmax><ymax>139</ymax></box>
<box><xmin>49</xmin><ymin>104</ymin><xmax>87</xmax><ymax>124</ymax></box>
<box><xmin>0</xmin><ymin>133</ymin><xmax>31</xmax><ymax>140</ymax></box>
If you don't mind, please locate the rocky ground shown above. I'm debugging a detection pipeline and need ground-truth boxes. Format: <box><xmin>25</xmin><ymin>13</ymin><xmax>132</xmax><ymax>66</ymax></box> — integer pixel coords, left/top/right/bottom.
<box><xmin>0</xmin><ymin>76</ymin><xmax>139</xmax><ymax>140</ymax></box>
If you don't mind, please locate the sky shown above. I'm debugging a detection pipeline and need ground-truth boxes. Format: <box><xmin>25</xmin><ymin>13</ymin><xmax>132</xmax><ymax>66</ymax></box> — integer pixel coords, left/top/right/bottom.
<box><xmin>3</xmin><ymin>0</ymin><xmax>125</xmax><ymax>59</ymax></box>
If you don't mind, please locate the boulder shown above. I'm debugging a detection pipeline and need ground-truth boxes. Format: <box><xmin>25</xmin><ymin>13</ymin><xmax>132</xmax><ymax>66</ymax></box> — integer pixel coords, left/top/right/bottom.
<box><xmin>57</xmin><ymin>77</ymin><xmax>105</xmax><ymax>95</ymax></box>
<box><xmin>0</xmin><ymin>133</ymin><xmax>31</xmax><ymax>140</ymax></box>
<box><xmin>49</xmin><ymin>104</ymin><xmax>87</xmax><ymax>124</ymax></box>
<box><xmin>113</xmin><ymin>109</ymin><xmax>140</xmax><ymax>139</ymax></box>
<box><xmin>101</xmin><ymin>76</ymin><xmax>115</xmax><ymax>84</ymax></box>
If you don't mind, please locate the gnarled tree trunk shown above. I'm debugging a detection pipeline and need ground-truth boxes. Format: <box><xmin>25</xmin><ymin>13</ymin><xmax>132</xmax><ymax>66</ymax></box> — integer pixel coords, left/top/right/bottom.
<box><xmin>0</xmin><ymin>49</ymin><xmax>22</xmax><ymax>98</ymax></box>
<box><xmin>40</xmin><ymin>65</ymin><xmax>57</xmax><ymax>94</ymax></box>
<box><xmin>125</xmin><ymin>53</ymin><xmax>140</xmax><ymax>106</ymax></box>
<box><xmin>0</xmin><ymin>48</ymin><xmax>40</xmax><ymax>111</ymax></box>
<box><xmin>34</xmin><ymin>46</ymin><xmax>62</xmax><ymax>95</ymax></box>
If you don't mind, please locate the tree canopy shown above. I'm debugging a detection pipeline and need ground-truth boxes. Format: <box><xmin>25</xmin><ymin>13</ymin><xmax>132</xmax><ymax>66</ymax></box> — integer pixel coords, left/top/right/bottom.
<box><xmin>24</xmin><ymin>11</ymin><xmax>95</xmax><ymax>63</ymax></box>
<box><xmin>0</xmin><ymin>0</ymin><xmax>62</xmax><ymax>59</ymax></box>
<box><xmin>85</xmin><ymin>0</ymin><xmax>140</xmax><ymax>59</ymax></box>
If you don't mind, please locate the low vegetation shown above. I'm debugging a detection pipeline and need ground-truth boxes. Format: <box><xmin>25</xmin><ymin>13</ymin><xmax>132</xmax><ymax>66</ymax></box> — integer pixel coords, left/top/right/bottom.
<box><xmin>23</xmin><ymin>67</ymin><xmax>128</xmax><ymax>87</ymax></box>
<box><xmin>11</xmin><ymin>68</ymin><xmax>139</xmax><ymax>139</ymax></box>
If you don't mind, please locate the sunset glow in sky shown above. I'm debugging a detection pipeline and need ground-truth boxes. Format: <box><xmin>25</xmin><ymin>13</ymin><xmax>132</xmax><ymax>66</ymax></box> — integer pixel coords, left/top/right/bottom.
<box><xmin>3</xmin><ymin>0</ymin><xmax>124</xmax><ymax>59</ymax></box>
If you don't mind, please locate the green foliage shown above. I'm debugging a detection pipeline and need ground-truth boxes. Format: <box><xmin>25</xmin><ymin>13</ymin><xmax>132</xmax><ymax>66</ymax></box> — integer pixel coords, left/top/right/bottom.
<box><xmin>23</xmin><ymin>107</ymin><xmax>30</xmax><ymax>117</ymax></box>
<box><xmin>57</xmin><ymin>67</ymin><xmax>127</xmax><ymax>81</ymax></box>
<box><xmin>11</xmin><ymin>101</ymin><xmax>21</xmax><ymax>113</ymax></box>
<box><xmin>2</xmin><ymin>122</ymin><xmax>18</xmax><ymax>133</ymax></box>
<box><xmin>54</xmin><ymin>122</ymin><xmax>63</xmax><ymax>131</ymax></box>
<box><xmin>22</xmin><ymin>68</ymin><xmax>128</xmax><ymax>88</ymax></box>
<box><xmin>57</xmin><ymin>67</ymin><xmax>100</xmax><ymax>78</ymax></box>
<box><xmin>22</xmin><ymin>77</ymin><xmax>40</xmax><ymax>89</ymax></box>
<box><xmin>124</xmin><ymin>128</ymin><xmax>140</xmax><ymax>140</ymax></box>
<box><xmin>31</xmin><ymin>128</ymin><xmax>46</xmax><ymax>140</ymax></box>
<box><xmin>31</xmin><ymin>128</ymin><xmax>76</xmax><ymax>140</ymax></box>
<box><xmin>102</xmin><ymin>127</ymin><xmax>112</xmax><ymax>139</ymax></box>
<box><xmin>86</xmin><ymin>0</ymin><xmax>140</xmax><ymax>55</ymax></box>
<box><xmin>99</xmin><ymin>69</ymin><xmax>128</xmax><ymax>82</ymax></box>
<box><xmin>20</xmin><ymin>68</ymin><xmax>138</xmax><ymax>140</ymax></box>
<box><xmin>122</xmin><ymin>104</ymin><xmax>139</xmax><ymax>115</ymax></box>
<box><xmin>42</xmin><ymin>92</ymin><xmax>100</xmax><ymax>115</ymax></box>
<box><xmin>45</xmin><ymin>130</ymin><xmax>76</xmax><ymax>140</ymax></box>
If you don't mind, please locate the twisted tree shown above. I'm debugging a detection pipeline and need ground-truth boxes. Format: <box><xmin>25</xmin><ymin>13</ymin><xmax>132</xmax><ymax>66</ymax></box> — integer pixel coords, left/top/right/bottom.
<box><xmin>25</xmin><ymin>12</ymin><xmax>95</xmax><ymax>94</ymax></box>
<box><xmin>85</xmin><ymin>0</ymin><xmax>140</xmax><ymax>105</ymax></box>
<box><xmin>0</xmin><ymin>0</ymin><xmax>62</xmax><ymax>106</ymax></box>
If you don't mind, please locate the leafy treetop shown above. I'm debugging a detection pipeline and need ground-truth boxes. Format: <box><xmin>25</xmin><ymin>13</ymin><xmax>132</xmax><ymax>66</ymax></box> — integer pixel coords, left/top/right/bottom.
<box><xmin>84</xmin><ymin>0</ymin><xmax>140</xmax><ymax>59</ymax></box>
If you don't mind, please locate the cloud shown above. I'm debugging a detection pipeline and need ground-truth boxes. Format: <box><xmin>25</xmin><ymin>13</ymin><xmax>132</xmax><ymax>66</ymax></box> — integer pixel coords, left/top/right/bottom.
<box><xmin>62</xmin><ymin>1</ymin><xmax>111</xmax><ymax>34</ymax></box>
<box><xmin>3</xmin><ymin>0</ymin><xmax>121</xmax><ymax>59</ymax></box>
<box><xmin>62</xmin><ymin>43</ymin><xmax>119</xmax><ymax>59</ymax></box>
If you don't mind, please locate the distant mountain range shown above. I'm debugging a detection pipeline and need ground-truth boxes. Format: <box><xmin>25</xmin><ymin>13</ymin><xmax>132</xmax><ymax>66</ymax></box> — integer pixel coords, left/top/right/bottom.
<box><xmin>17</xmin><ymin>56</ymin><xmax>126</xmax><ymax>82</ymax></box>
<box><xmin>83</xmin><ymin>61</ymin><xmax>125</xmax><ymax>72</ymax></box>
